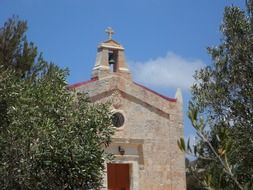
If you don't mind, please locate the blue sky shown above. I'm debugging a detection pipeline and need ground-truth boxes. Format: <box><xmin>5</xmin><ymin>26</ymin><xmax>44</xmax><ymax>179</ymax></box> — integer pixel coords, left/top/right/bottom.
<box><xmin>0</xmin><ymin>0</ymin><xmax>245</xmax><ymax>141</ymax></box>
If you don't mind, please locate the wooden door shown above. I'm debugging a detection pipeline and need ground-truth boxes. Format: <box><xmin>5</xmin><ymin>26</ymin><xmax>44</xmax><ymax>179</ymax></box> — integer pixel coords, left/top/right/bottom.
<box><xmin>107</xmin><ymin>164</ymin><xmax>130</xmax><ymax>190</ymax></box>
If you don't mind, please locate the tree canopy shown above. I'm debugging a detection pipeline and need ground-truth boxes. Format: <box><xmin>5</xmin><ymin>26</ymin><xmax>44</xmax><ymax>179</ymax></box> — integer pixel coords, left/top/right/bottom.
<box><xmin>0</xmin><ymin>17</ymin><xmax>114</xmax><ymax>189</ymax></box>
<box><xmin>178</xmin><ymin>1</ymin><xmax>253</xmax><ymax>190</ymax></box>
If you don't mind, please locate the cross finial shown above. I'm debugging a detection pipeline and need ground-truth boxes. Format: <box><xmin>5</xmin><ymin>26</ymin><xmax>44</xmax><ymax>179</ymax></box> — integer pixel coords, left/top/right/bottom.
<box><xmin>105</xmin><ymin>27</ymin><xmax>114</xmax><ymax>40</ymax></box>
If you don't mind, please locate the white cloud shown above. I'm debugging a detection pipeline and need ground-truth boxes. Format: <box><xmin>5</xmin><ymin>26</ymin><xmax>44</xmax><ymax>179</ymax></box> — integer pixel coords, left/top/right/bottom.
<box><xmin>130</xmin><ymin>52</ymin><xmax>205</xmax><ymax>90</ymax></box>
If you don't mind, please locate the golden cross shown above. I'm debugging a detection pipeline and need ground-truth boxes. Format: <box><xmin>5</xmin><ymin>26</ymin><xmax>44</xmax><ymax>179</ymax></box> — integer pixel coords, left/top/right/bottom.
<box><xmin>105</xmin><ymin>27</ymin><xmax>114</xmax><ymax>40</ymax></box>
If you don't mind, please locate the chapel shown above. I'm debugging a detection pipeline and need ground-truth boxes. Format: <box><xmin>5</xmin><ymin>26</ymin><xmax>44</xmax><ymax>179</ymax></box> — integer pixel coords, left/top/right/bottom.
<box><xmin>68</xmin><ymin>27</ymin><xmax>186</xmax><ymax>190</ymax></box>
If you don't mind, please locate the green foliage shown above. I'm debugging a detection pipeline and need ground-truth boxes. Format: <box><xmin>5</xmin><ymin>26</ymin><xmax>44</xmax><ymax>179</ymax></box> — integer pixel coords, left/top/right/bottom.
<box><xmin>0</xmin><ymin>16</ymin><xmax>47</xmax><ymax>79</ymax></box>
<box><xmin>179</xmin><ymin>1</ymin><xmax>253</xmax><ymax>190</ymax></box>
<box><xmin>185</xmin><ymin>158</ymin><xmax>205</xmax><ymax>190</ymax></box>
<box><xmin>0</xmin><ymin>17</ymin><xmax>114</xmax><ymax>189</ymax></box>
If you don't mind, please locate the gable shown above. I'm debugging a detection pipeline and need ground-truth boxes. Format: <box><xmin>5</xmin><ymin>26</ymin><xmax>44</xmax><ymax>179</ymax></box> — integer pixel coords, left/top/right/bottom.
<box><xmin>69</xmin><ymin>75</ymin><xmax>179</xmax><ymax>115</ymax></box>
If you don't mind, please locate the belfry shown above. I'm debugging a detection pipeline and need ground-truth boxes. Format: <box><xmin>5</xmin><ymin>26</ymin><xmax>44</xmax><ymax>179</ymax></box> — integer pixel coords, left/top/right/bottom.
<box><xmin>69</xmin><ymin>28</ymin><xmax>186</xmax><ymax>190</ymax></box>
<box><xmin>92</xmin><ymin>27</ymin><xmax>131</xmax><ymax>80</ymax></box>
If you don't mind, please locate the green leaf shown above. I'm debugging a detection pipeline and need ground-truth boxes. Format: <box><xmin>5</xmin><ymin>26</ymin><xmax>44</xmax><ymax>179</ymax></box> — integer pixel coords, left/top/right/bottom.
<box><xmin>187</xmin><ymin>138</ymin><xmax>192</xmax><ymax>153</ymax></box>
<box><xmin>177</xmin><ymin>138</ymin><xmax>186</xmax><ymax>152</ymax></box>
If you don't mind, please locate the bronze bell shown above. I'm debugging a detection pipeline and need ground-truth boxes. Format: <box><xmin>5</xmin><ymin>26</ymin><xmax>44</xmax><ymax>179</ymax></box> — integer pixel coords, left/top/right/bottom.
<box><xmin>108</xmin><ymin>51</ymin><xmax>115</xmax><ymax>65</ymax></box>
<box><xmin>109</xmin><ymin>58</ymin><xmax>115</xmax><ymax>65</ymax></box>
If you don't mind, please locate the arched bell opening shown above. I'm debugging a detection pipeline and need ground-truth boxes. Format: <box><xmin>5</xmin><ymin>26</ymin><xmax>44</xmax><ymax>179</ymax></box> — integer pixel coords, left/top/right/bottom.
<box><xmin>108</xmin><ymin>49</ymin><xmax>118</xmax><ymax>73</ymax></box>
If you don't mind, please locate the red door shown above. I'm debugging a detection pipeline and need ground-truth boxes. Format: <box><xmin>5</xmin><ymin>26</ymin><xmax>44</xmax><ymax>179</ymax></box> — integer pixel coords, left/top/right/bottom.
<box><xmin>107</xmin><ymin>164</ymin><xmax>130</xmax><ymax>190</ymax></box>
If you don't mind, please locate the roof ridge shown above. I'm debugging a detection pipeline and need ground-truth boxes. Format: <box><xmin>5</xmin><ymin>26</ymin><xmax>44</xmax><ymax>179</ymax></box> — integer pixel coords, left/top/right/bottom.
<box><xmin>67</xmin><ymin>77</ymin><xmax>98</xmax><ymax>90</ymax></box>
<box><xmin>67</xmin><ymin>77</ymin><xmax>176</xmax><ymax>103</ymax></box>
<box><xmin>134</xmin><ymin>82</ymin><xmax>177</xmax><ymax>102</ymax></box>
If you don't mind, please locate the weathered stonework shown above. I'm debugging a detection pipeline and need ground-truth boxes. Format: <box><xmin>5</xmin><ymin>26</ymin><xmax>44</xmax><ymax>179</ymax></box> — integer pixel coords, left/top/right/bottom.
<box><xmin>69</xmin><ymin>32</ymin><xmax>186</xmax><ymax>190</ymax></box>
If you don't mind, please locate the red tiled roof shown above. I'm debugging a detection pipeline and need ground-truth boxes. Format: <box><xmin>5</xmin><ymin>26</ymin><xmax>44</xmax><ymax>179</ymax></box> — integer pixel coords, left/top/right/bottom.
<box><xmin>134</xmin><ymin>82</ymin><xmax>177</xmax><ymax>102</ymax></box>
<box><xmin>67</xmin><ymin>77</ymin><xmax>98</xmax><ymax>90</ymax></box>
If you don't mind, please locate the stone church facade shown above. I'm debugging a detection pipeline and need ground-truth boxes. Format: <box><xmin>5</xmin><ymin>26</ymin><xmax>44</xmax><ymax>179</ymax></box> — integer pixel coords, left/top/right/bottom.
<box><xmin>68</xmin><ymin>28</ymin><xmax>186</xmax><ymax>190</ymax></box>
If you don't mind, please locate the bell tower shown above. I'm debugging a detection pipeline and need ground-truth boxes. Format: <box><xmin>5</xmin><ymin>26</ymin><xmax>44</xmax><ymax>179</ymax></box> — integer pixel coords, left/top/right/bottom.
<box><xmin>92</xmin><ymin>27</ymin><xmax>131</xmax><ymax>80</ymax></box>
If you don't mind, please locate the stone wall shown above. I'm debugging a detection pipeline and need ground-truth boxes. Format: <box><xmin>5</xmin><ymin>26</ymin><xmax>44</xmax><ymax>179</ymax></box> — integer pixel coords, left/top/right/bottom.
<box><xmin>75</xmin><ymin>75</ymin><xmax>186</xmax><ymax>190</ymax></box>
